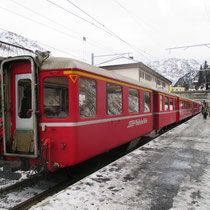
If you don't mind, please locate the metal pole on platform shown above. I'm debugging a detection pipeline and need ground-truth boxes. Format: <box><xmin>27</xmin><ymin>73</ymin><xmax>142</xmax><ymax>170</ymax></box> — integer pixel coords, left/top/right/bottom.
<box><xmin>91</xmin><ymin>53</ymin><xmax>94</xmax><ymax>65</ymax></box>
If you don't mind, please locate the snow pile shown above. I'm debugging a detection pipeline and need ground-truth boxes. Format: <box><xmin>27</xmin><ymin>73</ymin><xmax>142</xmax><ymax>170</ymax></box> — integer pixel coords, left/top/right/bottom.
<box><xmin>31</xmin><ymin>114</ymin><xmax>210</xmax><ymax>210</ymax></box>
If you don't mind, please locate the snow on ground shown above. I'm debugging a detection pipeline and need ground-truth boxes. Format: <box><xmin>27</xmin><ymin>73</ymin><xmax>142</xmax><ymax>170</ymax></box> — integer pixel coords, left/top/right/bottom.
<box><xmin>0</xmin><ymin>170</ymin><xmax>29</xmax><ymax>189</ymax></box>
<box><xmin>31</xmin><ymin>114</ymin><xmax>210</xmax><ymax>210</ymax></box>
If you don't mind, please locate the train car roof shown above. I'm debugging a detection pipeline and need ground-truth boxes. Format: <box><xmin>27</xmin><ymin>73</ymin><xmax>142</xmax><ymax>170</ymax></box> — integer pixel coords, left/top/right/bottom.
<box><xmin>1</xmin><ymin>55</ymin><xmax>177</xmax><ymax>98</ymax></box>
<box><xmin>41</xmin><ymin>57</ymin><xmax>176</xmax><ymax>95</ymax></box>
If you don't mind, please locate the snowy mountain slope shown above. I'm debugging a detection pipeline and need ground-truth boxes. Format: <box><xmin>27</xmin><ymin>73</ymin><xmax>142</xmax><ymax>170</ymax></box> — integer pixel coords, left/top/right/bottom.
<box><xmin>0</xmin><ymin>30</ymin><xmax>44</xmax><ymax>57</ymax></box>
<box><xmin>174</xmin><ymin>70</ymin><xmax>199</xmax><ymax>88</ymax></box>
<box><xmin>0</xmin><ymin>30</ymin><xmax>201</xmax><ymax>88</ymax></box>
<box><xmin>147</xmin><ymin>58</ymin><xmax>200</xmax><ymax>85</ymax></box>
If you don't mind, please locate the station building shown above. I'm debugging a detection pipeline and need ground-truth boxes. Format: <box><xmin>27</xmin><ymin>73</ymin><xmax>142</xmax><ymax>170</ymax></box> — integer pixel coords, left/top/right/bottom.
<box><xmin>101</xmin><ymin>62</ymin><xmax>172</xmax><ymax>92</ymax></box>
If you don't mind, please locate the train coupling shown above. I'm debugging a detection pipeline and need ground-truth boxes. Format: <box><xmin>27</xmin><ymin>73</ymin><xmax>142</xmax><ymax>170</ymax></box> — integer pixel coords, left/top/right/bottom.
<box><xmin>0</xmin><ymin>160</ymin><xmax>22</xmax><ymax>180</ymax></box>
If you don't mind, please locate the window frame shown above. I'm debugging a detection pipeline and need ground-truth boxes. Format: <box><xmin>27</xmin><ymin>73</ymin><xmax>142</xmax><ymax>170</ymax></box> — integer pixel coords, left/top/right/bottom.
<box><xmin>128</xmin><ymin>88</ymin><xmax>139</xmax><ymax>113</ymax></box>
<box><xmin>43</xmin><ymin>76</ymin><xmax>69</xmax><ymax>119</ymax></box>
<box><xmin>143</xmin><ymin>91</ymin><xmax>151</xmax><ymax>113</ymax></box>
<box><xmin>160</xmin><ymin>95</ymin><xmax>163</xmax><ymax>111</ymax></box>
<box><xmin>170</xmin><ymin>98</ymin><xmax>173</xmax><ymax>111</ymax></box>
<box><xmin>106</xmin><ymin>82</ymin><xmax>123</xmax><ymax>116</ymax></box>
<box><xmin>79</xmin><ymin>77</ymin><xmax>97</xmax><ymax>118</ymax></box>
<box><xmin>164</xmin><ymin>96</ymin><xmax>169</xmax><ymax>111</ymax></box>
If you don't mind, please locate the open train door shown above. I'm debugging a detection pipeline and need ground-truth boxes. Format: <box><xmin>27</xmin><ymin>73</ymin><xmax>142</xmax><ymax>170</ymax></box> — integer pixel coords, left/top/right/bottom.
<box><xmin>1</xmin><ymin>56</ymin><xmax>39</xmax><ymax>158</ymax></box>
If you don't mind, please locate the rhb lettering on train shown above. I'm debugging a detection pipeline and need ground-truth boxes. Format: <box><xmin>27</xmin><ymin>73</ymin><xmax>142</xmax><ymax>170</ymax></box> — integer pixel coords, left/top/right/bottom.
<box><xmin>127</xmin><ymin>118</ymin><xmax>148</xmax><ymax>128</ymax></box>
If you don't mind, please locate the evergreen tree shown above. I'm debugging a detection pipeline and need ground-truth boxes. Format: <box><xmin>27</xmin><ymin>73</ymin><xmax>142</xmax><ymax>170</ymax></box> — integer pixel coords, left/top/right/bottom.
<box><xmin>197</xmin><ymin>61</ymin><xmax>210</xmax><ymax>89</ymax></box>
<box><xmin>183</xmin><ymin>80</ymin><xmax>189</xmax><ymax>91</ymax></box>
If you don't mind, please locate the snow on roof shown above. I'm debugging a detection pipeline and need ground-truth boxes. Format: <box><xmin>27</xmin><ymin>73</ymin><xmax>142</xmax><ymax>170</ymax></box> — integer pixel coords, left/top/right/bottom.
<box><xmin>41</xmin><ymin>57</ymin><xmax>175</xmax><ymax>96</ymax></box>
<box><xmin>41</xmin><ymin>57</ymin><xmax>156</xmax><ymax>90</ymax></box>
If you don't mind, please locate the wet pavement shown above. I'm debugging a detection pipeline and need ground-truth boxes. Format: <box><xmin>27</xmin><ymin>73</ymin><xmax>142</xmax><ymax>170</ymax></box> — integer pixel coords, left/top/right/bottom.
<box><xmin>32</xmin><ymin>114</ymin><xmax>210</xmax><ymax>210</ymax></box>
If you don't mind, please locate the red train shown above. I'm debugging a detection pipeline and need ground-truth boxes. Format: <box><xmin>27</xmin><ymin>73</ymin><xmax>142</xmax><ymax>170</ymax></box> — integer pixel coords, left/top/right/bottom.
<box><xmin>0</xmin><ymin>54</ymin><xmax>201</xmax><ymax>179</ymax></box>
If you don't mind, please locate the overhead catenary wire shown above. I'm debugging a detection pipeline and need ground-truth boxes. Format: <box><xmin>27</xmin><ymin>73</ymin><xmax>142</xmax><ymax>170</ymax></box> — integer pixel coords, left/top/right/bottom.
<box><xmin>0</xmin><ymin>40</ymin><xmax>34</xmax><ymax>53</ymax></box>
<box><xmin>1</xmin><ymin>0</ymin><xmax>155</xmax><ymax>62</ymax></box>
<box><xmin>166</xmin><ymin>43</ymin><xmax>210</xmax><ymax>52</ymax></box>
<box><xmin>66</xmin><ymin>0</ymin><xmax>155</xmax><ymax>60</ymax></box>
<box><xmin>0</xmin><ymin>5</ymin><xmax>82</xmax><ymax>43</ymax></box>
<box><xmin>0</xmin><ymin>27</ymin><xmax>85</xmax><ymax>60</ymax></box>
<box><xmin>9</xmin><ymin>0</ymin><xmax>113</xmax><ymax>53</ymax></box>
<box><xmin>0</xmin><ymin>7</ymin><xmax>87</xmax><ymax>60</ymax></box>
<box><xmin>48</xmin><ymin>0</ymin><xmax>153</xmax><ymax>61</ymax></box>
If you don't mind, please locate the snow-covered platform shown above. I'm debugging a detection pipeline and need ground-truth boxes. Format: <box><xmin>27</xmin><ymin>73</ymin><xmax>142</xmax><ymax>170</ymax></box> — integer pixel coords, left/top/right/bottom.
<box><xmin>31</xmin><ymin>114</ymin><xmax>210</xmax><ymax>210</ymax></box>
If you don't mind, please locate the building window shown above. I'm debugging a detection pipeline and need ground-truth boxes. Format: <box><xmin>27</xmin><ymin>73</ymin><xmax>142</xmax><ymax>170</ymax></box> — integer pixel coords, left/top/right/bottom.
<box><xmin>79</xmin><ymin>77</ymin><xmax>96</xmax><ymax>118</ymax></box>
<box><xmin>139</xmin><ymin>71</ymin><xmax>145</xmax><ymax>79</ymax></box>
<box><xmin>145</xmin><ymin>73</ymin><xmax>152</xmax><ymax>81</ymax></box>
<box><xmin>162</xmin><ymin>82</ymin><xmax>166</xmax><ymax>88</ymax></box>
<box><xmin>157</xmin><ymin>79</ymin><xmax>161</xmax><ymax>86</ymax></box>
<box><xmin>44</xmin><ymin>77</ymin><xmax>69</xmax><ymax>119</ymax></box>
<box><xmin>106</xmin><ymin>83</ymin><xmax>122</xmax><ymax>115</ymax></box>
<box><xmin>139</xmin><ymin>71</ymin><xmax>145</xmax><ymax>81</ymax></box>
<box><xmin>165</xmin><ymin>97</ymin><xmax>169</xmax><ymax>111</ymax></box>
<box><xmin>129</xmin><ymin>88</ymin><xmax>139</xmax><ymax>113</ymax></box>
<box><xmin>143</xmin><ymin>91</ymin><xmax>151</xmax><ymax>112</ymax></box>
<box><xmin>160</xmin><ymin>95</ymin><xmax>163</xmax><ymax>111</ymax></box>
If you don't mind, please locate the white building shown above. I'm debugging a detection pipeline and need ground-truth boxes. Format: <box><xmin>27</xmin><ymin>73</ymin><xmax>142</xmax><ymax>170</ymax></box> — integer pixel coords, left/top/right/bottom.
<box><xmin>101</xmin><ymin>62</ymin><xmax>172</xmax><ymax>92</ymax></box>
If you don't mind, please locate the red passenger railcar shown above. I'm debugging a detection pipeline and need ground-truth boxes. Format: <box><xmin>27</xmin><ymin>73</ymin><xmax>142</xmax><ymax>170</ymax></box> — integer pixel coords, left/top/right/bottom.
<box><xmin>178</xmin><ymin>97</ymin><xmax>193</xmax><ymax>121</ymax></box>
<box><xmin>0</xmin><ymin>55</ymin><xmax>154</xmax><ymax>178</ymax></box>
<box><xmin>0</xmin><ymin>54</ymin><xmax>201</xmax><ymax>179</ymax></box>
<box><xmin>153</xmin><ymin>92</ymin><xmax>177</xmax><ymax>131</ymax></box>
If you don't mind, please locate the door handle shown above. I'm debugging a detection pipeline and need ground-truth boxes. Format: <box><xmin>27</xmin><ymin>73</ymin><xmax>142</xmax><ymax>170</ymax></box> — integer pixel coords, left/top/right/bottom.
<box><xmin>27</xmin><ymin>109</ymin><xmax>33</xmax><ymax>117</ymax></box>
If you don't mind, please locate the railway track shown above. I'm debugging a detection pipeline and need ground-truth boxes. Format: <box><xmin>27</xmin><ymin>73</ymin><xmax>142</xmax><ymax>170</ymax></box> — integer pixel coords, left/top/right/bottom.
<box><xmin>0</xmin><ymin>139</ymin><xmax>155</xmax><ymax>209</ymax></box>
<box><xmin>0</xmin><ymin>118</ymin><xmax>191</xmax><ymax>209</ymax></box>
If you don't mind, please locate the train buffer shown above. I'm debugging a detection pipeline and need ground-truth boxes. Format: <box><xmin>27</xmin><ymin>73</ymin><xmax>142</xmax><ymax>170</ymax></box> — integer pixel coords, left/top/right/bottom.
<box><xmin>31</xmin><ymin>114</ymin><xmax>210</xmax><ymax>209</ymax></box>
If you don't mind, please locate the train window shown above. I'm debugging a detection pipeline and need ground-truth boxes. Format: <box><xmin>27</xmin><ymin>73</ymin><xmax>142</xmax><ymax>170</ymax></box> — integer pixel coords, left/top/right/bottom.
<box><xmin>106</xmin><ymin>83</ymin><xmax>122</xmax><ymax>115</ymax></box>
<box><xmin>18</xmin><ymin>79</ymin><xmax>32</xmax><ymax>118</ymax></box>
<box><xmin>79</xmin><ymin>77</ymin><xmax>96</xmax><ymax>118</ymax></box>
<box><xmin>170</xmin><ymin>98</ymin><xmax>173</xmax><ymax>110</ymax></box>
<box><xmin>180</xmin><ymin>101</ymin><xmax>183</xmax><ymax>109</ymax></box>
<box><xmin>43</xmin><ymin>77</ymin><xmax>69</xmax><ymax>119</ymax></box>
<box><xmin>143</xmin><ymin>91</ymin><xmax>151</xmax><ymax>112</ymax></box>
<box><xmin>0</xmin><ymin>81</ymin><xmax>2</xmax><ymax>118</ymax></box>
<box><xmin>174</xmin><ymin>99</ymin><xmax>176</xmax><ymax>110</ymax></box>
<box><xmin>164</xmin><ymin>97</ymin><xmax>169</xmax><ymax>111</ymax></box>
<box><xmin>160</xmin><ymin>95</ymin><xmax>163</xmax><ymax>111</ymax></box>
<box><xmin>129</xmin><ymin>88</ymin><xmax>139</xmax><ymax>113</ymax></box>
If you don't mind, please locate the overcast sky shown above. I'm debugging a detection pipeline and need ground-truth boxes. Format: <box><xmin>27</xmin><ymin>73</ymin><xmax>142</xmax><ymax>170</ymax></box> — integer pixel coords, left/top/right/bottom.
<box><xmin>0</xmin><ymin>0</ymin><xmax>210</xmax><ymax>65</ymax></box>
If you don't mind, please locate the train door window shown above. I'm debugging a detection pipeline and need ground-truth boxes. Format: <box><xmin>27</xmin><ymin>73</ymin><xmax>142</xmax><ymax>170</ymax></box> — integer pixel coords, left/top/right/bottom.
<box><xmin>129</xmin><ymin>88</ymin><xmax>139</xmax><ymax>113</ymax></box>
<box><xmin>164</xmin><ymin>97</ymin><xmax>169</xmax><ymax>111</ymax></box>
<box><xmin>143</xmin><ymin>91</ymin><xmax>151</xmax><ymax>112</ymax></box>
<box><xmin>160</xmin><ymin>95</ymin><xmax>163</xmax><ymax>111</ymax></box>
<box><xmin>106</xmin><ymin>83</ymin><xmax>122</xmax><ymax>115</ymax></box>
<box><xmin>18</xmin><ymin>79</ymin><xmax>32</xmax><ymax>118</ymax></box>
<box><xmin>170</xmin><ymin>98</ymin><xmax>173</xmax><ymax>110</ymax></box>
<box><xmin>43</xmin><ymin>77</ymin><xmax>69</xmax><ymax>119</ymax></box>
<box><xmin>79</xmin><ymin>77</ymin><xmax>96</xmax><ymax>118</ymax></box>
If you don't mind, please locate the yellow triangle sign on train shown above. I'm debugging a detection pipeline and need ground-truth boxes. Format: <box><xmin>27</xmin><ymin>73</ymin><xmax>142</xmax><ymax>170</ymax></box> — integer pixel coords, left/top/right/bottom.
<box><xmin>69</xmin><ymin>75</ymin><xmax>78</xmax><ymax>83</ymax></box>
